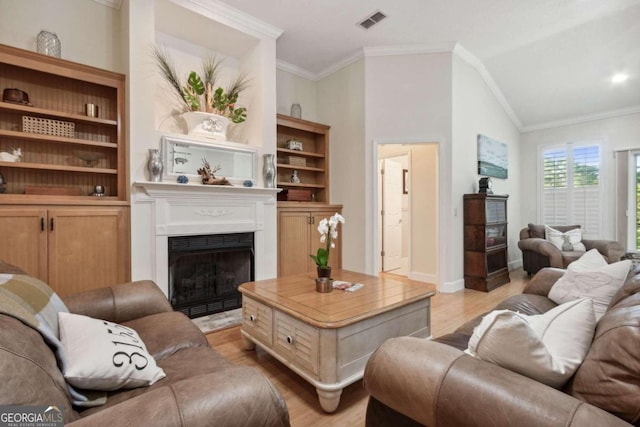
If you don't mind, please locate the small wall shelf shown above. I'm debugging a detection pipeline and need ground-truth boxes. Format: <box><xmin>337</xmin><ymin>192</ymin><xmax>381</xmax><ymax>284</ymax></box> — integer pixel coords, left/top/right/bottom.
<box><xmin>0</xmin><ymin>130</ymin><xmax>118</xmax><ymax>148</ymax></box>
<box><xmin>0</xmin><ymin>160</ymin><xmax>117</xmax><ymax>175</ymax></box>
<box><xmin>0</xmin><ymin>101</ymin><xmax>118</xmax><ymax>126</ymax></box>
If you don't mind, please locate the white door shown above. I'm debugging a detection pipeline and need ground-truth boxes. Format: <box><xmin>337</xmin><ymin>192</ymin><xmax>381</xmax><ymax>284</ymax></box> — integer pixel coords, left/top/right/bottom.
<box><xmin>382</xmin><ymin>159</ymin><xmax>403</xmax><ymax>271</ymax></box>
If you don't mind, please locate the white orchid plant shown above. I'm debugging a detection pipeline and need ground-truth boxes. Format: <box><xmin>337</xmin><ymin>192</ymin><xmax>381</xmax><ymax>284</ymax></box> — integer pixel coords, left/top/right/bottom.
<box><xmin>309</xmin><ymin>213</ymin><xmax>345</xmax><ymax>269</ymax></box>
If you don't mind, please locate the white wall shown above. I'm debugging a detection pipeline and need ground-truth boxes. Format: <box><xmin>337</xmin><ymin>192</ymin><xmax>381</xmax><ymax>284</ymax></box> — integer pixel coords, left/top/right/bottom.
<box><xmin>276</xmin><ymin>69</ymin><xmax>318</xmax><ymax>122</ymax></box>
<box><xmin>409</xmin><ymin>145</ymin><xmax>439</xmax><ymax>278</ymax></box>
<box><xmin>452</xmin><ymin>54</ymin><xmax>522</xmax><ymax>279</ymax></box>
<box><xmin>0</xmin><ymin>0</ymin><xmax>123</xmax><ymax>72</ymax></box>
<box><xmin>520</xmin><ymin>112</ymin><xmax>640</xmax><ymax>240</ymax></box>
<box><xmin>317</xmin><ymin>60</ymin><xmax>366</xmax><ymax>271</ymax></box>
<box><xmin>365</xmin><ymin>53</ymin><xmax>453</xmax><ymax>287</ymax></box>
<box><xmin>125</xmin><ymin>0</ymin><xmax>157</xmax><ymax>280</ymax></box>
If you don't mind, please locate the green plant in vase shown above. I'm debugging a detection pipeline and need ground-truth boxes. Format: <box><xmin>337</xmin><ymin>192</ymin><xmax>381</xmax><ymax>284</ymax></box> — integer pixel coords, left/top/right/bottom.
<box><xmin>310</xmin><ymin>213</ymin><xmax>345</xmax><ymax>278</ymax></box>
<box><xmin>153</xmin><ymin>47</ymin><xmax>249</xmax><ymax>123</ymax></box>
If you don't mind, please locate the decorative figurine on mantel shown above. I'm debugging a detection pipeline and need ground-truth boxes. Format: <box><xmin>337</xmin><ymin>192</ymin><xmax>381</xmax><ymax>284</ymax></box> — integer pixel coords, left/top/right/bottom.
<box><xmin>197</xmin><ymin>158</ymin><xmax>231</xmax><ymax>185</ymax></box>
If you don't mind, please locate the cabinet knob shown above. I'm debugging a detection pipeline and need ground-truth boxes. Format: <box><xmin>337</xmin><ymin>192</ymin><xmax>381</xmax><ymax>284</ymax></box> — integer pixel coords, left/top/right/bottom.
<box><xmin>249</xmin><ymin>315</ymin><xmax>256</xmax><ymax>322</ymax></box>
<box><xmin>286</xmin><ymin>335</ymin><xmax>294</xmax><ymax>344</ymax></box>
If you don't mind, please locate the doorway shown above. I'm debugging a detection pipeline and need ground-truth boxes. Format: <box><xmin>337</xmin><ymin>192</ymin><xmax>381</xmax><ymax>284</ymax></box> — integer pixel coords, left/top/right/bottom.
<box><xmin>377</xmin><ymin>143</ymin><xmax>438</xmax><ymax>281</ymax></box>
<box><xmin>379</xmin><ymin>155</ymin><xmax>408</xmax><ymax>275</ymax></box>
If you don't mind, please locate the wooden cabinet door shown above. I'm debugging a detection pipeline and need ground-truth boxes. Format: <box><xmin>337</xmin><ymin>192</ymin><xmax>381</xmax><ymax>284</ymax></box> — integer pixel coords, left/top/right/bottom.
<box><xmin>278</xmin><ymin>211</ymin><xmax>312</xmax><ymax>277</ymax></box>
<box><xmin>278</xmin><ymin>207</ymin><xmax>343</xmax><ymax>277</ymax></box>
<box><xmin>311</xmin><ymin>211</ymin><xmax>342</xmax><ymax>270</ymax></box>
<box><xmin>47</xmin><ymin>207</ymin><xmax>129</xmax><ymax>296</ymax></box>
<box><xmin>0</xmin><ymin>208</ymin><xmax>47</xmax><ymax>281</ymax></box>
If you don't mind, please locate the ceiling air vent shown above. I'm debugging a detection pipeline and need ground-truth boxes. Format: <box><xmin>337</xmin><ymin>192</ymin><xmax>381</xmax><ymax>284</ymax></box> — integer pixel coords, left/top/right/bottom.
<box><xmin>358</xmin><ymin>10</ymin><xmax>387</xmax><ymax>30</ymax></box>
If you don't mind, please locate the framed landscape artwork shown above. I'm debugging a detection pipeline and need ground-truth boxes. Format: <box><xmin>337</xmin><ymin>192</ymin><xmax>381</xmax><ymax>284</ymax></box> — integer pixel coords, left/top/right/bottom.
<box><xmin>477</xmin><ymin>134</ymin><xmax>508</xmax><ymax>179</ymax></box>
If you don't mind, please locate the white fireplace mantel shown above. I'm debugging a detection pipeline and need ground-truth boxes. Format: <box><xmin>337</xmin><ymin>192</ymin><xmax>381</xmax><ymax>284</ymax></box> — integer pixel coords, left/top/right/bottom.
<box><xmin>133</xmin><ymin>181</ymin><xmax>280</xmax><ymax>296</ymax></box>
<box><xmin>135</xmin><ymin>181</ymin><xmax>280</xmax><ymax>199</ymax></box>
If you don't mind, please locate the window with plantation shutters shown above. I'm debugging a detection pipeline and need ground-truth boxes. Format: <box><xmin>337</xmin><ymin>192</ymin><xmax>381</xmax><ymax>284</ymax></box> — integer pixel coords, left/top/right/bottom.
<box><xmin>540</xmin><ymin>143</ymin><xmax>602</xmax><ymax>238</ymax></box>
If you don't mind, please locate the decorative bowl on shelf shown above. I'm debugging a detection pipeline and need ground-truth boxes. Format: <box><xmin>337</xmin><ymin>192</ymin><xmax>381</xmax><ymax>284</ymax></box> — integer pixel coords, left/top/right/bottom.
<box><xmin>73</xmin><ymin>150</ymin><xmax>105</xmax><ymax>167</ymax></box>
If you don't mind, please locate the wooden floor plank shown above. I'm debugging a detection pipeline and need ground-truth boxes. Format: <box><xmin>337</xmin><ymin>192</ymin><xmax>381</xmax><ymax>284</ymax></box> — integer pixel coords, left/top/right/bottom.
<box><xmin>206</xmin><ymin>269</ymin><xmax>530</xmax><ymax>427</ymax></box>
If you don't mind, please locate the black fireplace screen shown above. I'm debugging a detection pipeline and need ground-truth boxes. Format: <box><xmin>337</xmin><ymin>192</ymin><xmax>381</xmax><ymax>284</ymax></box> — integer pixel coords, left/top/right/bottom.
<box><xmin>168</xmin><ymin>233</ymin><xmax>254</xmax><ymax>318</ymax></box>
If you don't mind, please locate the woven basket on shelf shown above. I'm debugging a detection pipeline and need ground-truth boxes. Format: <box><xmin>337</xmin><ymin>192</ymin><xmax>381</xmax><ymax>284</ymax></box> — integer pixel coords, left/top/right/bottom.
<box><xmin>22</xmin><ymin>116</ymin><xmax>75</xmax><ymax>138</ymax></box>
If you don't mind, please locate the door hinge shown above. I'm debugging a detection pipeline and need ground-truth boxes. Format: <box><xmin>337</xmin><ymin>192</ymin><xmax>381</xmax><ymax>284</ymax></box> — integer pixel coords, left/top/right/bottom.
<box><xmin>381</xmin><ymin>250</ymin><xmax>385</xmax><ymax>257</ymax></box>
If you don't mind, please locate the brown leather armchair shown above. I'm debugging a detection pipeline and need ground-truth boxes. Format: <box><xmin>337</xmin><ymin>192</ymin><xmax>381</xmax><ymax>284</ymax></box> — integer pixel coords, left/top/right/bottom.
<box><xmin>518</xmin><ymin>223</ymin><xmax>625</xmax><ymax>275</ymax></box>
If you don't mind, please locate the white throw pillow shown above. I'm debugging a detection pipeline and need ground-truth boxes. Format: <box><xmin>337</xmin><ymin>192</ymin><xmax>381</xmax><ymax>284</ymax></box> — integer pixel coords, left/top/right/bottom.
<box><xmin>466</xmin><ymin>298</ymin><xmax>596</xmax><ymax>389</ymax></box>
<box><xmin>59</xmin><ymin>312</ymin><xmax>166</xmax><ymax>391</ymax></box>
<box><xmin>566</xmin><ymin>248</ymin><xmax>608</xmax><ymax>272</ymax></box>
<box><xmin>548</xmin><ymin>259</ymin><xmax>631</xmax><ymax>321</ymax></box>
<box><xmin>545</xmin><ymin>225</ymin><xmax>586</xmax><ymax>252</ymax></box>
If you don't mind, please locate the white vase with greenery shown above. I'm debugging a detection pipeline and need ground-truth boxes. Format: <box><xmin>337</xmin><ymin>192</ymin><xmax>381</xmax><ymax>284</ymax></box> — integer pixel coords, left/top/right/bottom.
<box><xmin>154</xmin><ymin>47</ymin><xmax>249</xmax><ymax>140</ymax></box>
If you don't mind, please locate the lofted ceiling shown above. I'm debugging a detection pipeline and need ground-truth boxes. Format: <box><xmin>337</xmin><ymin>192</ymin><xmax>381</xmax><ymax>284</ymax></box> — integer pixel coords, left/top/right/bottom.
<box><xmin>219</xmin><ymin>0</ymin><xmax>640</xmax><ymax>131</ymax></box>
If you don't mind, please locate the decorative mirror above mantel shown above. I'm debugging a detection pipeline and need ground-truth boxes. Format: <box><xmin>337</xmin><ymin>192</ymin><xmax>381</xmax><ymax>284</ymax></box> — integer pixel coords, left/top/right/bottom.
<box><xmin>161</xmin><ymin>135</ymin><xmax>257</xmax><ymax>185</ymax></box>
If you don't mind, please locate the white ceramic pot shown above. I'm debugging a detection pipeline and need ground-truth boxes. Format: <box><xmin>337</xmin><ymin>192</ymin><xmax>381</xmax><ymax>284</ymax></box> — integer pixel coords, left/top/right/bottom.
<box><xmin>183</xmin><ymin>111</ymin><xmax>229</xmax><ymax>140</ymax></box>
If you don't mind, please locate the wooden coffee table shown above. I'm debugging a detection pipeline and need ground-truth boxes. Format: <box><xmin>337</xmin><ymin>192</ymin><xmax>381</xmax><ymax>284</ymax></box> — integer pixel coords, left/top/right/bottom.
<box><xmin>238</xmin><ymin>269</ymin><xmax>435</xmax><ymax>412</ymax></box>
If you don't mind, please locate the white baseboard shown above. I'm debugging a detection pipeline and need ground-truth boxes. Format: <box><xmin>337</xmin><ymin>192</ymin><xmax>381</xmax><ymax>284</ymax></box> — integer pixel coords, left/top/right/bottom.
<box><xmin>429</xmin><ymin>260</ymin><xmax>521</xmax><ymax>295</ymax></box>
<box><xmin>406</xmin><ymin>271</ymin><xmax>463</xmax><ymax>293</ymax></box>
<box><xmin>408</xmin><ymin>271</ymin><xmax>438</xmax><ymax>284</ymax></box>
<box><xmin>439</xmin><ymin>278</ymin><xmax>465</xmax><ymax>293</ymax></box>
<box><xmin>508</xmin><ymin>259</ymin><xmax>523</xmax><ymax>270</ymax></box>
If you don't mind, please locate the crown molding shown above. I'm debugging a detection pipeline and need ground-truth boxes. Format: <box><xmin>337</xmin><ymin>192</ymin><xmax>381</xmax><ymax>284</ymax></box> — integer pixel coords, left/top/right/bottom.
<box><xmin>363</xmin><ymin>42</ymin><xmax>457</xmax><ymax>57</ymax></box>
<box><xmin>275</xmin><ymin>41</ymin><xmax>637</xmax><ymax>135</ymax></box>
<box><xmin>452</xmin><ymin>44</ymin><xmax>523</xmax><ymax>131</ymax></box>
<box><xmin>276</xmin><ymin>60</ymin><xmax>317</xmax><ymax>81</ymax></box>
<box><xmin>93</xmin><ymin>0</ymin><xmax>122</xmax><ymax>9</ymax></box>
<box><xmin>169</xmin><ymin>0</ymin><xmax>283</xmax><ymax>40</ymax></box>
<box><xmin>311</xmin><ymin>42</ymin><xmax>458</xmax><ymax>81</ymax></box>
<box><xmin>521</xmin><ymin>104</ymin><xmax>640</xmax><ymax>133</ymax></box>
<box><xmin>315</xmin><ymin>50</ymin><xmax>365</xmax><ymax>81</ymax></box>
<box><xmin>278</xmin><ymin>50</ymin><xmax>366</xmax><ymax>82</ymax></box>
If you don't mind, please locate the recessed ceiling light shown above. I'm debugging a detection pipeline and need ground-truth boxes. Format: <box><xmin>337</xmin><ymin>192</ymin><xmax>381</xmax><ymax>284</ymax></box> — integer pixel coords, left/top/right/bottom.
<box><xmin>611</xmin><ymin>73</ymin><xmax>628</xmax><ymax>83</ymax></box>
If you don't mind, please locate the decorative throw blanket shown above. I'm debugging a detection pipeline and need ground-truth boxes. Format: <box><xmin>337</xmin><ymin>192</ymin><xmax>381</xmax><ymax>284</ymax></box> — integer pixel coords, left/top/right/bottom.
<box><xmin>0</xmin><ymin>273</ymin><xmax>106</xmax><ymax>407</ymax></box>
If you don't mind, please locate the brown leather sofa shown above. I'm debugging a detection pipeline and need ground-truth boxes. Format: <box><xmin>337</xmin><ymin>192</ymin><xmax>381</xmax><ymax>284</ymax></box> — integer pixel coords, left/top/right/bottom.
<box><xmin>363</xmin><ymin>267</ymin><xmax>640</xmax><ymax>427</ymax></box>
<box><xmin>518</xmin><ymin>224</ymin><xmax>625</xmax><ymax>275</ymax></box>
<box><xmin>0</xmin><ymin>260</ymin><xmax>290</xmax><ymax>426</ymax></box>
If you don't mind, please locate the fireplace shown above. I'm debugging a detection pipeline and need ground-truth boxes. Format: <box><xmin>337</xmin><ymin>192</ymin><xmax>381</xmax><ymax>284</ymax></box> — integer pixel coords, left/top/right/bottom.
<box><xmin>168</xmin><ymin>233</ymin><xmax>254</xmax><ymax>318</ymax></box>
<box><xmin>133</xmin><ymin>181</ymin><xmax>279</xmax><ymax>305</ymax></box>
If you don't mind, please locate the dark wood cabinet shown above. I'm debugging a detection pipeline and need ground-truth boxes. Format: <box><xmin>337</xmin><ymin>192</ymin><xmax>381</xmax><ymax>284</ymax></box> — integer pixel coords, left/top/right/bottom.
<box><xmin>463</xmin><ymin>193</ymin><xmax>510</xmax><ymax>291</ymax></box>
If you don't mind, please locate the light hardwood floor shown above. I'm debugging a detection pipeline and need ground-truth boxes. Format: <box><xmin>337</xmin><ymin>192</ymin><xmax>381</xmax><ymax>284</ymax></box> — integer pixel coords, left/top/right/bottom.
<box><xmin>206</xmin><ymin>268</ymin><xmax>530</xmax><ymax>427</ymax></box>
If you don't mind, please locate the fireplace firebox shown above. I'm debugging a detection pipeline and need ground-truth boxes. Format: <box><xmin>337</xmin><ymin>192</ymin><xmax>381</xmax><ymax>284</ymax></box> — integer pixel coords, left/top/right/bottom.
<box><xmin>168</xmin><ymin>233</ymin><xmax>254</xmax><ymax>318</ymax></box>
